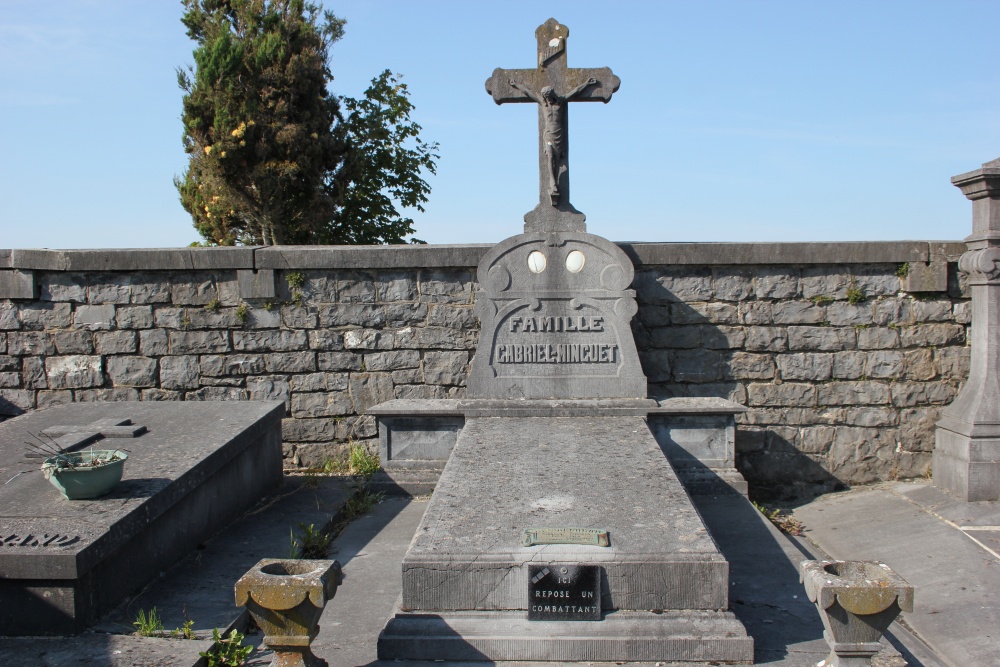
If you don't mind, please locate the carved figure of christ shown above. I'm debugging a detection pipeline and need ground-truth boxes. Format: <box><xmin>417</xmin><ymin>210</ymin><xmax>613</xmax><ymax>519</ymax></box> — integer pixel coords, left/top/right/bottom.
<box><xmin>508</xmin><ymin>77</ymin><xmax>598</xmax><ymax>204</ymax></box>
<box><xmin>486</xmin><ymin>18</ymin><xmax>620</xmax><ymax>228</ymax></box>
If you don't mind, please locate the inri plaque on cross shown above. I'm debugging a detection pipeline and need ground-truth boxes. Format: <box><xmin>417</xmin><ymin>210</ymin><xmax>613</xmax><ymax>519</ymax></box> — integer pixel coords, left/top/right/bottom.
<box><xmin>486</xmin><ymin>18</ymin><xmax>620</xmax><ymax>233</ymax></box>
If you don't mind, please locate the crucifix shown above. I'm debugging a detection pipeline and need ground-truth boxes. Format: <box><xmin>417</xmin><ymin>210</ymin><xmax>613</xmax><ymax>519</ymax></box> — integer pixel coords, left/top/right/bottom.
<box><xmin>486</xmin><ymin>18</ymin><xmax>620</xmax><ymax>233</ymax></box>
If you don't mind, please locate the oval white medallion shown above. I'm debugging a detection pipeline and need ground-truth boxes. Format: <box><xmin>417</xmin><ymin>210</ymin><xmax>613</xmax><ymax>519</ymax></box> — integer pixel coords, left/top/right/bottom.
<box><xmin>565</xmin><ymin>250</ymin><xmax>586</xmax><ymax>273</ymax></box>
<box><xmin>527</xmin><ymin>251</ymin><xmax>547</xmax><ymax>273</ymax></box>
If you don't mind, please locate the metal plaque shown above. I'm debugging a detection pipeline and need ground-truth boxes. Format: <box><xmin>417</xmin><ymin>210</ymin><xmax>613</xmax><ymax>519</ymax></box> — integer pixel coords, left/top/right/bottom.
<box><xmin>522</xmin><ymin>527</ymin><xmax>610</xmax><ymax>547</ymax></box>
<box><xmin>528</xmin><ymin>564</ymin><xmax>601</xmax><ymax>621</ymax></box>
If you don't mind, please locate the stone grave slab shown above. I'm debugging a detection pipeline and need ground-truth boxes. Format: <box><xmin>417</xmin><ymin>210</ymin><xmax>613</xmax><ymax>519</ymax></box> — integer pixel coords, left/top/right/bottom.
<box><xmin>0</xmin><ymin>400</ymin><xmax>284</xmax><ymax>635</ymax></box>
<box><xmin>377</xmin><ymin>415</ymin><xmax>752</xmax><ymax>662</ymax></box>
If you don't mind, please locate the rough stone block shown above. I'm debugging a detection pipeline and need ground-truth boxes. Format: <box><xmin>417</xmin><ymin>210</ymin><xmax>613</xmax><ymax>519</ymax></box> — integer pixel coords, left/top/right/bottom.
<box><xmin>115</xmin><ymin>305</ymin><xmax>154</xmax><ymax>329</ymax></box>
<box><xmin>53</xmin><ymin>330</ymin><xmax>93</xmax><ymax>354</ymax></box>
<box><xmin>378</xmin><ymin>272</ymin><xmax>419</xmax><ymax>302</ymax></box>
<box><xmin>670</xmin><ymin>302</ymin><xmax>738</xmax><ymax>325</ymax></box>
<box><xmin>890</xmin><ymin>381</ymin><xmax>958</xmax><ymax>407</ymax></box>
<box><xmin>22</xmin><ymin>357</ymin><xmax>46</xmax><ymax>390</ymax></box>
<box><xmin>289</xmin><ymin>372</ymin><xmax>349</xmax><ymax>393</ymax></box>
<box><xmin>248</xmin><ymin>307</ymin><xmax>281</xmax><ymax>329</ymax></box>
<box><xmin>910</xmin><ymin>299</ymin><xmax>954</xmax><ymax>323</ymax></box>
<box><xmin>168</xmin><ymin>330</ymin><xmax>230</xmax><ymax>354</ymax></box>
<box><xmin>852</xmin><ymin>265</ymin><xmax>901</xmax><ymax>297</ymax></box>
<box><xmin>702</xmin><ymin>326</ymin><xmax>746</xmax><ymax>350</ymax></box>
<box><xmin>872</xmin><ymin>298</ymin><xmax>908</xmax><ymax>326</ymax></box>
<box><xmin>232</xmin><ymin>329</ymin><xmax>307</xmax><ymax>352</ymax></box>
<box><xmin>365</xmin><ymin>350</ymin><xmax>421</xmax><ymax>371</ymax></box>
<box><xmin>640</xmin><ymin>350</ymin><xmax>672</xmax><ymax>383</ymax></box>
<box><xmin>74</xmin><ymin>387</ymin><xmax>141</xmax><ymax>402</ymax></box>
<box><xmin>74</xmin><ymin>305</ymin><xmax>116</xmax><ymax>331</ymax></box>
<box><xmin>317</xmin><ymin>304</ymin><xmax>385</xmax><ymax>328</ymax></box>
<box><xmin>739</xmin><ymin>301</ymin><xmax>773</xmax><ymax>325</ymax></box>
<box><xmin>338</xmin><ymin>272</ymin><xmax>377</xmax><ymax>303</ymax></box>
<box><xmin>953</xmin><ymin>301</ymin><xmax>971</xmax><ymax>324</ymax></box>
<box><xmin>648</xmin><ymin>326</ymin><xmax>702</xmax><ymax>349</ymax></box>
<box><xmin>0</xmin><ymin>388</ymin><xmax>34</xmax><ymax>413</ymax></box>
<box><xmin>642</xmin><ymin>268</ymin><xmax>713</xmax><ymax>303</ymax></box>
<box><xmin>744</xmin><ymin>327</ymin><xmax>787</xmax><ymax>352</ymax></box>
<box><xmin>427</xmin><ymin>305</ymin><xmax>478</xmax><ymax>329</ymax></box>
<box><xmin>0</xmin><ymin>270</ymin><xmax>35</xmax><ymax>299</ymax></box>
<box><xmin>800</xmin><ymin>267</ymin><xmax>850</xmax><ymax>300</ymax></box>
<box><xmin>934</xmin><ymin>346</ymin><xmax>970</xmax><ymax>379</ymax></box>
<box><xmin>898</xmin><ymin>408</ymin><xmax>939</xmax><ymax>452</ymax></box>
<box><xmin>832</xmin><ymin>351</ymin><xmax>866</xmax><ymax>379</ymax></box>
<box><xmin>159</xmin><ymin>355</ymin><xmax>201</xmax><ymax>389</ymax></box>
<box><xmin>139</xmin><ymin>329</ymin><xmax>168</xmax><ymax>356</ymax></box>
<box><xmin>825</xmin><ymin>302</ymin><xmax>873</xmax><ymax>326</ymax></box>
<box><xmin>45</xmin><ymin>355</ymin><xmax>103</xmax><ymax>389</ymax></box>
<box><xmin>318</xmin><ymin>351</ymin><xmax>363</xmax><ymax>371</ymax></box>
<box><xmin>423</xmin><ymin>351</ymin><xmax>469</xmax><ymax>385</ymax></box>
<box><xmin>866</xmin><ymin>350</ymin><xmax>904</xmax><ymax>379</ymax></box>
<box><xmin>291</xmin><ymin>391</ymin><xmax>354</xmax><ymax>418</ymax></box>
<box><xmin>36</xmin><ymin>390</ymin><xmax>74</xmax><ymax>409</ymax></box>
<box><xmin>0</xmin><ymin>302</ymin><xmax>19</xmax><ymax>330</ymax></box>
<box><xmin>87</xmin><ymin>274</ymin><xmax>132</xmax><ymax>304</ymax></box>
<box><xmin>141</xmin><ymin>388</ymin><xmax>182</xmax><ymax>401</ymax></box>
<box><xmin>201</xmin><ymin>353</ymin><xmax>266</xmax><ymax>377</ymax></box>
<box><xmin>817</xmin><ymin>381</ymin><xmax>890</xmax><ymax>406</ymax></box>
<box><xmin>776</xmin><ymin>352</ymin><xmax>833</xmax><ymax>381</ymax></box>
<box><xmin>419</xmin><ymin>270</ymin><xmax>473</xmax><ymax>303</ymax></box>
<box><xmin>94</xmin><ymin>331</ymin><xmax>137</xmax><ymax>355</ymax></box>
<box><xmin>264</xmin><ymin>351</ymin><xmax>316</xmax><ymax>373</ymax></box>
<box><xmin>350</xmin><ymin>373</ymin><xmax>395</xmax><ymax>413</ymax></box>
<box><xmin>842</xmin><ymin>407</ymin><xmax>897</xmax><ymax>427</ymax></box>
<box><xmin>754</xmin><ymin>267</ymin><xmax>799</xmax><ymax>299</ymax></box>
<box><xmin>237</xmin><ymin>269</ymin><xmax>276</xmax><ymax>299</ymax></box>
<box><xmin>672</xmin><ymin>349</ymin><xmax>722</xmax><ymax>382</ymax></box>
<box><xmin>770</xmin><ymin>300</ymin><xmax>826</xmax><ymax>324</ymax></box>
<box><xmin>903</xmin><ymin>348</ymin><xmax>936</xmax><ymax>381</ymax></box>
<box><xmin>343</xmin><ymin>328</ymin><xmax>393</xmax><ymax>350</ymax></box>
<box><xmin>903</xmin><ymin>261</ymin><xmax>947</xmax><ymax>293</ymax></box>
<box><xmin>712</xmin><ymin>268</ymin><xmax>753</xmax><ymax>301</ymax></box>
<box><xmin>0</xmin><ymin>371</ymin><xmax>19</xmax><ymax>388</ymax></box>
<box><xmin>787</xmin><ymin>326</ymin><xmax>855</xmax><ymax>351</ymax></box>
<box><xmin>723</xmin><ymin>352</ymin><xmax>775</xmax><ymax>380</ymax></box>
<box><xmin>0</xmin><ymin>355</ymin><xmax>14</xmax><ymax>371</ymax></box>
<box><xmin>106</xmin><ymin>356</ymin><xmax>158</xmax><ymax>387</ymax></box>
<box><xmin>247</xmin><ymin>377</ymin><xmax>290</xmax><ymax>407</ymax></box>
<box><xmin>171</xmin><ymin>273</ymin><xmax>236</xmax><ymax>305</ymax></box>
<box><xmin>281</xmin><ymin>306</ymin><xmax>318</xmax><ymax>329</ymax></box>
<box><xmin>391</xmin><ymin>368</ymin><xmax>423</xmax><ymax>384</ymax></box>
<box><xmin>747</xmin><ymin>382</ymin><xmax>816</xmax><ymax>407</ymax></box>
<box><xmin>899</xmin><ymin>323</ymin><xmax>965</xmax><ymax>347</ymax></box>
<box><xmin>186</xmin><ymin>386</ymin><xmax>248</xmax><ymax>401</ymax></box>
<box><xmin>128</xmin><ymin>274</ymin><xmax>172</xmax><ymax>304</ymax></box>
<box><xmin>799</xmin><ymin>426</ymin><xmax>836</xmax><ymax>454</ymax></box>
<box><xmin>38</xmin><ymin>274</ymin><xmax>86</xmax><ymax>302</ymax></box>
<box><xmin>857</xmin><ymin>327</ymin><xmax>899</xmax><ymax>350</ymax></box>
<box><xmin>8</xmin><ymin>332</ymin><xmax>56</xmax><ymax>356</ymax></box>
<box><xmin>152</xmin><ymin>307</ymin><xmax>188</xmax><ymax>329</ymax></box>
<box><xmin>384</xmin><ymin>302</ymin><xmax>429</xmax><ymax>327</ymax></box>
<box><xmin>19</xmin><ymin>302</ymin><xmax>72</xmax><ymax>330</ymax></box>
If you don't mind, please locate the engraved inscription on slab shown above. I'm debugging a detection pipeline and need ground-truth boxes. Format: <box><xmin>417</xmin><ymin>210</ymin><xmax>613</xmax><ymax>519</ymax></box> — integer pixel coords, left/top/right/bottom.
<box><xmin>528</xmin><ymin>564</ymin><xmax>601</xmax><ymax>621</ymax></box>
<box><xmin>523</xmin><ymin>527</ymin><xmax>610</xmax><ymax>547</ymax></box>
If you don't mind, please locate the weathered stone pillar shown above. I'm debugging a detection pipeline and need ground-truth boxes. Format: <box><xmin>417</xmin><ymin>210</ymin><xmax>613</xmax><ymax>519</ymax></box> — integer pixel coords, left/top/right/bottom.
<box><xmin>935</xmin><ymin>158</ymin><xmax>1000</xmax><ymax>500</ymax></box>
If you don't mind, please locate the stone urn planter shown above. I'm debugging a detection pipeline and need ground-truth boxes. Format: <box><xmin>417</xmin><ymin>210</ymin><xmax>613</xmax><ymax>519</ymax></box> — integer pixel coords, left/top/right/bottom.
<box><xmin>41</xmin><ymin>450</ymin><xmax>128</xmax><ymax>500</ymax></box>
<box><xmin>800</xmin><ymin>559</ymin><xmax>914</xmax><ymax>667</ymax></box>
<box><xmin>235</xmin><ymin>558</ymin><xmax>343</xmax><ymax>667</ymax></box>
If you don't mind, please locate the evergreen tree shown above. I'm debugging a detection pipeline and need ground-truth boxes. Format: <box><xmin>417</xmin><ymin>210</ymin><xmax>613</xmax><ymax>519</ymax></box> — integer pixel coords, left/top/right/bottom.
<box><xmin>176</xmin><ymin>0</ymin><xmax>437</xmax><ymax>246</ymax></box>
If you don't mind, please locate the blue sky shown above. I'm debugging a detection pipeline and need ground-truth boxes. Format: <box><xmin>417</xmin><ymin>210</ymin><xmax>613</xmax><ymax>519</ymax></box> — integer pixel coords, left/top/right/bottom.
<box><xmin>2</xmin><ymin>0</ymin><xmax>999</xmax><ymax>249</ymax></box>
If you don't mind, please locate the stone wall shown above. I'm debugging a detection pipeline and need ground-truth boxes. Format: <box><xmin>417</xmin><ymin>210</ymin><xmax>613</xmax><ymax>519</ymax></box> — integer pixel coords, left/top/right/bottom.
<box><xmin>0</xmin><ymin>241</ymin><xmax>968</xmax><ymax>494</ymax></box>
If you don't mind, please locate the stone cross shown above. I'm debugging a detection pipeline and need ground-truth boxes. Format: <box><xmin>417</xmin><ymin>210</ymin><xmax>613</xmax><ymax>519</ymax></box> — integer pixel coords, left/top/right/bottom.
<box><xmin>28</xmin><ymin>417</ymin><xmax>148</xmax><ymax>457</ymax></box>
<box><xmin>486</xmin><ymin>18</ymin><xmax>620</xmax><ymax>233</ymax></box>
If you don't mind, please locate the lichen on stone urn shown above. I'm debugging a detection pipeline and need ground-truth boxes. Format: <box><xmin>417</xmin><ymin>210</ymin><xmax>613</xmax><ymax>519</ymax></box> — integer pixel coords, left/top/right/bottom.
<box><xmin>235</xmin><ymin>558</ymin><xmax>343</xmax><ymax>667</ymax></box>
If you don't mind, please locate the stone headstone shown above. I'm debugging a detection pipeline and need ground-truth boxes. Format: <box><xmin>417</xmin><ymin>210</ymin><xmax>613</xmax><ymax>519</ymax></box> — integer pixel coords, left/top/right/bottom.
<box><xmin>0</xmin><ymin>401</ymin><xmax>284</xmax><ymax>635</ymax></box>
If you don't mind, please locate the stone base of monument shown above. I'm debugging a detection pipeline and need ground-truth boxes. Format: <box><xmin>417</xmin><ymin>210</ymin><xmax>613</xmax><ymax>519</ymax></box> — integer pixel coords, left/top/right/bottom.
<box><xmin>934</xmin><ymin>415</ymin><xmax>1000</xmax><ymax>501</ymax></box>
<box><xmin>375</xmin><ymin>409</ymin><xmax>753</xmax><ymax>663</ymax></box>
<box><xmin>371</xmin><ymin>398</ymin><xmax>748</xmax><ymax>497</ymax></box>
<box><xmin>0</xmin><ymin>401</ymin><xmax>284</xmax><ymax>635</ymax></box>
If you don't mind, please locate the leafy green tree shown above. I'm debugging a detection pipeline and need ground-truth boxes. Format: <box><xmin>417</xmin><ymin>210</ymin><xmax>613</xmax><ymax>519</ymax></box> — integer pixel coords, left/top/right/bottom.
<box><xmin>176</xmin><ymin>0</ymin><xmax>437</xmax><ymax>246</ymax></box>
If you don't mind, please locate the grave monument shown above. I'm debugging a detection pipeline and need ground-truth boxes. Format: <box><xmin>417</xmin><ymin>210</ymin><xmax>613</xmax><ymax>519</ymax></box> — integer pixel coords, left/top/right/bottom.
<box><xmin>0</xmin><ymin>401</ymin><xmax>284</xmax><ymax>635</ymax></box>
<box><xmin>373</xmin><ymin>19</ymin><xmax>753</xmax><ymax>663</ymax></box>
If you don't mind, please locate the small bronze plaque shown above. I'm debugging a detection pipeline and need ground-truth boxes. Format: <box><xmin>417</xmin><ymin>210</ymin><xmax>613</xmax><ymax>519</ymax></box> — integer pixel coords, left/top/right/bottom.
<box><xmin>528</xmin><ymin>564</ymin><xmax>601</xmax><ymax>621</ymax></box>
<box><xmin>522</xmin><ymin>527</ymin><xmax>609</xmax><ymax>547</ymax></box>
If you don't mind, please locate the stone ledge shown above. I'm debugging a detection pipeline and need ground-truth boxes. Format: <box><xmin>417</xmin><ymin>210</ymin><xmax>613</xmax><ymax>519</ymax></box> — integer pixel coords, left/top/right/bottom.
<box><xmin>7</xmin><ymin>248</ymin><xmax>255</xmax><ymax>271</ymax></box>
<box><xmin>369</xmin><ymin>397</ymin><xmax>744</xmax><ymax>418</ymax></box>
<box><xmin>0</xmin><ymin>241</ymin><xmax>966</xmax><ymax>272</ymax></box>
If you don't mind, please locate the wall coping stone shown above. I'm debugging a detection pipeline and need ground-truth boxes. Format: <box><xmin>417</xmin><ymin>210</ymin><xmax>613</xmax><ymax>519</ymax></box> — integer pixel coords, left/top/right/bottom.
<box><xmin>0</xmin><ymin>241</ymin><xmax>965</xmax><ymax>274</ymax></box>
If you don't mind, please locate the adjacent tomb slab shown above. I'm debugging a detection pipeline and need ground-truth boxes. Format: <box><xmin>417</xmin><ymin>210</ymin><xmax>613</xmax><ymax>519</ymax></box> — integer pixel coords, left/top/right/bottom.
<box><xmin>0</xmin><ymin>401</ymin><xmax>284</xmax><ymax>635</ymax></box>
